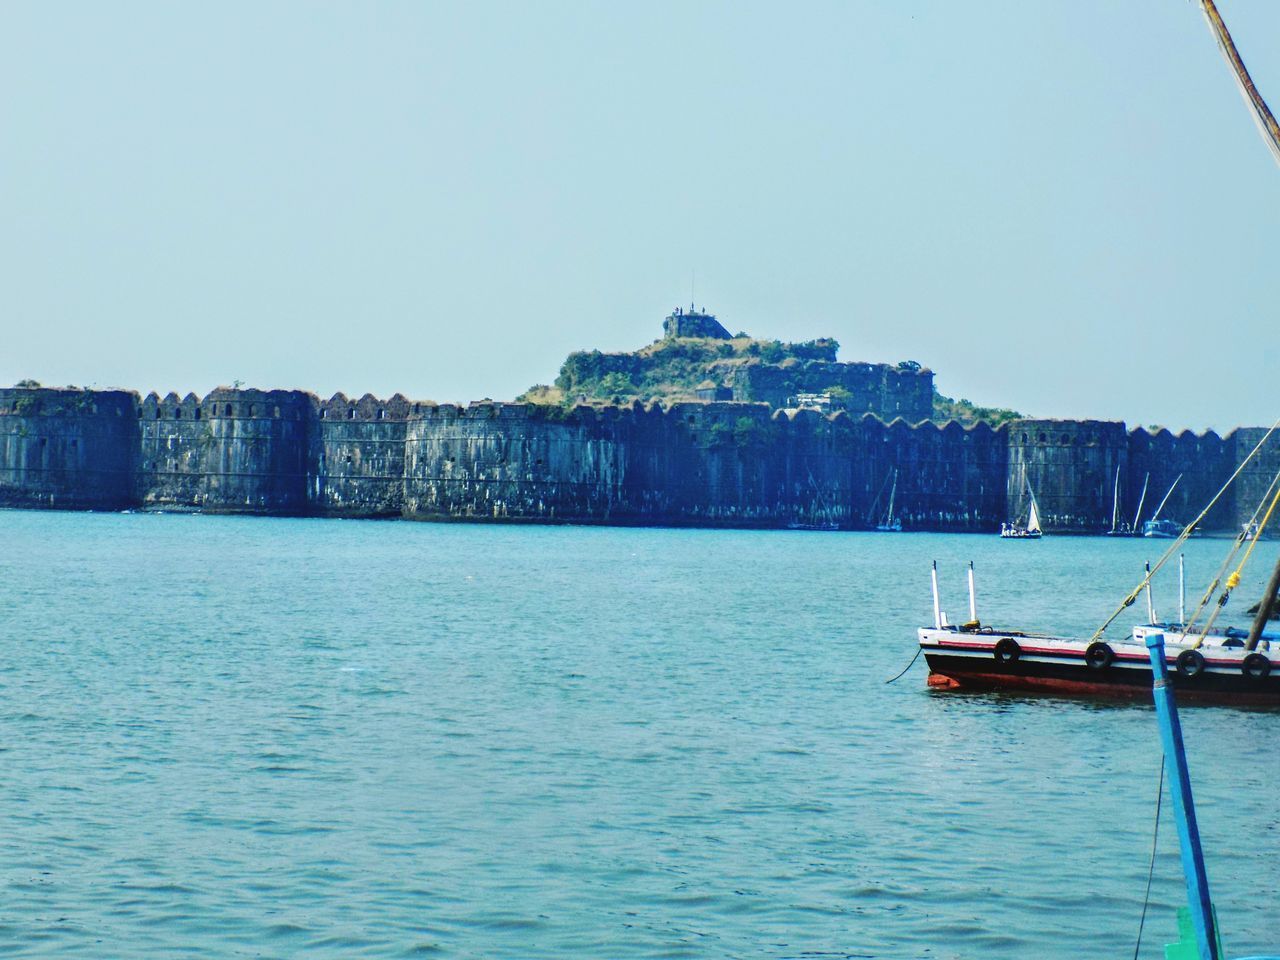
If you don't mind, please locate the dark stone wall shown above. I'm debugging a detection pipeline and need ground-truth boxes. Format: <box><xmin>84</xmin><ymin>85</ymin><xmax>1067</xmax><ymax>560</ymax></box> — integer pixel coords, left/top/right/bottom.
<box><xmin>403</xmin><ymin>402</ymin><xmax>629</xmax><ymax>523</ymax></box>
<box><xmin>1124</xmin><ymin>429</ymin><xmax>1235</xmax><ymax>534</ymax></box>
<box><xmin>0</xmin><ymin>388</ymin><xmax>137</xmax><ymax>509</ymax></box>
<box><xmin>1228</xmin><ymin>428</ymin><xmax>1280</xmax><ymax>533</ymax></box>
<box><xmin>0</xmin><ymin>385</ymin><xmax>1272</xmax><ymax>535</ymax></box>
<box><xmin>730</xmin><ymin>361</ymin><xmax>934</xmax><ymax>422</ymax></box>
<box><xmin>1005</xmin><ymin>420</ymin><xmax>1128</xmax><ymax>533</ymax></box>
<box><xmin>662</xmin><ymin>308</ymin><xmax>731</xmax><ymax>340</ymax></box>
<box><xmin>311</xmin><ymin>393</ymin><xmax>411</xmax><ymax>517</ymax></box>
<box><xmin>137</xmin><ymin>389</ymin><xmax>311</xmax><ymax>513</ymax></box>
<box><xmin>402</xmin><ymin>401</ymin><xmax>861</xmax><ymax>527</ymax></box>
<box><xmin>863</xmin><ymin>419</ymin><xmax>1006</xmax><ymax>532</ymax></box>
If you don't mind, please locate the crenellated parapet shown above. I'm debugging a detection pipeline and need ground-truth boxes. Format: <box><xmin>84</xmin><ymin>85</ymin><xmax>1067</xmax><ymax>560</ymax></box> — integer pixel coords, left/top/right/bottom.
<box><xmin>0</xmin><ymin>383</ymin><xmax>1272</xmax><ymax>533</ymax></box>
<box><xmin>136</xmin><ymin>387</ymin><xmax>312</xmax><ymax>513</ymax></box>
<box><xmin>310</xmin><ymin>393</ymin><xmax>414</xmax><ymax>516</ymax></box>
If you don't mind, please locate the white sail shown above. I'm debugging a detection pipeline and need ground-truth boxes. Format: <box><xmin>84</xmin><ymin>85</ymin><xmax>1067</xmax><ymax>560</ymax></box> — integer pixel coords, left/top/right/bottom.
<box><xmin>1027</xmin><ymin>499</ymin><xmax>1042</xmax><ymax>535</ymax></box>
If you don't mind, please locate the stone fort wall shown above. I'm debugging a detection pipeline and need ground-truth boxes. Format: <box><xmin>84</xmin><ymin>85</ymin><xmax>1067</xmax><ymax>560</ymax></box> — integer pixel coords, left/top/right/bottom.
<box><xmin>0</xmin><ymin>385</ymin><xmax>1272</xmax><ymax>533</ymax></box>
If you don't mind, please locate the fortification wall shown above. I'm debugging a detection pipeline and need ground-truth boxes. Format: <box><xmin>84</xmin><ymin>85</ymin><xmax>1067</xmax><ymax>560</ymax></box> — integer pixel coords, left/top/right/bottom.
<box><xmin>654</xmin><ymin>403</ymin><xmax>855</xmax><ymax>527</ymax></box>
<box><xmin>731</xmin><ymin>361</ymin><xmax>934</xmax><ymax>421</ymax></box>
<box><xmin>403</xmin><ymin>402</ymin><xmax>632</xmax><ymax>522</ymax></box>
<box><xmin>1005</xmin><ymin>420</ymin><xmax>1128</xmax><ymax>533</ymax></box>
<box><xmin>1228</xmin><ymin>428</ymin><xmax>1280</xmax><ymax>533</ymax></box>
<box><xmin>402</xmin><ymin>401</ymin><xmax>863</xmax><ymax>527</ymax></box>
<box><xmin>855</xmin><ymin>418</ymin><xmax>1005</xmax><ymax>532</ymax></box>
<box><xmin>1124</xmin><ymin>429</ymin><xmax>1235</xmax><ymax>534</ymax></box>
<box><xmin>310</xmin><ymin>393</ymin><xmax>411</xmax><ymax>516</ymax></box>
<box><xmin>0</xmin><ymin>384</ymin><xmax>1271</xmax><ymax>534</ymax></box>
<box><xmin>137</xmin><ymin>389</ymin><xmax>311</xmax><ymax>513</ymax></box>
<box><xmin>0</xmin><ymin>388</ymin><xmax>138</xmax><ymax>509</ymax></box>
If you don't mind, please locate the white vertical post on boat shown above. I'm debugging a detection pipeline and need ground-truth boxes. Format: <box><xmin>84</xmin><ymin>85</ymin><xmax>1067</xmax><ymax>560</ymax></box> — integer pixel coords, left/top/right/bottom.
<box><xmin>967</xmin><ymin>561</ymin><xmax>977</xmax><ymax>624</ymax></box>
<box><xmin>1145</xmin><ymin>560</ymin><xmax>1157</xmax><ymax>624</ymax></box>
<box><xmin>931</xmin><ymin>561</ymin><xmax>942</xmax><ymax>630</ymax></box>
<box><xmin>1179</xmin><ymin>554</ymin><xmax>1187</xmax><ymax>627</ymax></box>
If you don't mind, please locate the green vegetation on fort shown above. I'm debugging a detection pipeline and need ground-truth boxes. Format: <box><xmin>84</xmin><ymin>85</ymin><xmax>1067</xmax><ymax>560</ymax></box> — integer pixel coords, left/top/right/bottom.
<box><xmin>516</xmin><ymin>311</ymin><xmax>1019</xmax><ymax>428</ymax></box>
<box><xmin>518</xmin><ymin>336</ymin><xmax>838</xmax><ymax>405</ymax></box>
<box><xmin>931</xmin><ymin>391</ymin><xmax>1023</xmax><ymax>427</ymax></box>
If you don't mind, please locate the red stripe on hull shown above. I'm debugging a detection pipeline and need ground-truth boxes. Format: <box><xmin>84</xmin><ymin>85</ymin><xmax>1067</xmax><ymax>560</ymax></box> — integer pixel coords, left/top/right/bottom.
<box><xmin>927</xmin><ymin>670</ymin><xmax>1280</xmax><ymax>707</ymax></box>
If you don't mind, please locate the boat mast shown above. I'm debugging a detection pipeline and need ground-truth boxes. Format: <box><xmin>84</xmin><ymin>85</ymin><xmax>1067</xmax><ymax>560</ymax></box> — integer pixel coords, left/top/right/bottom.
<box><xmin>1144</xmin><ymin>634</ymin><xmax>1222</xmax><ymax>960</ymax></box>
<box><xmin>1132</xmin><ymin>472</ymin><xmax>1150</xmax><ymax>531</ymax></box>
<box><xmin>1145</xmin><ymin>561</ymin><xmax>1156</xmax><ymax>623</ymax></box>
<box><xmin>1198</xmin><ymin>0</ymin><xmax>1280</xmax><ymax>167</ymax></box>
<box><xmin>1245</xmin><ymin>555</ymin><xmax>1280</xmax><ymax>651</ymax></box>
<box><xmin>886</xmin><ymin>469</ymin><xmax>897</xmax><ymax>527</ymax></box>
<box><xmin>930</xmin><ymin>561</ymin><xmax>942</xmax><ymax>629</ymax></box>
<box><xmin>967</xmin><ymin>561</ymin><xmax>978</xmax><ymax>624</ymax></box>
<box><xmin>1110</xmin><ymin>465</ymin><xmax>1121</xmax><ymax>533</ymax></box>
<box><xmin>1151</xmin><ymin>473</ymin><xmax>1183</xmax><ymax>524</ymax></box>
<box><xmin>1179</xmin><ymin>553</ymin><xmax>1187</xmax><ymax>626</ymax></box>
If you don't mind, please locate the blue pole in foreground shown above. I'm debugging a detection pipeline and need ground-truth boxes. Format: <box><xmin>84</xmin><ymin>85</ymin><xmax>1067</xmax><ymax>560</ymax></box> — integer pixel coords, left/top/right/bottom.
<box><xmin>1145</xmin><ymin>633</ymin><xmax>1220</xmax><ymax>960</ymax></box>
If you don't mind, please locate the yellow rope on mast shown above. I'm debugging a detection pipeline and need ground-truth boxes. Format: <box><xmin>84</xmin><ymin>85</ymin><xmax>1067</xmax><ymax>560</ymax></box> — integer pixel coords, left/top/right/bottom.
<box><xmin>1190</xmin><ymin>470</ymin><xmax>1280</xmax><ymax>646</ymax></box>
<box><xmin>1182</xmin><ymin>468</ymin><xmax>1280</xmax><ymax>635</ymax></box>
<box><xmin>1085</xmin><ymin>419</ymin><xmax>1280</xmax><ymax>644</ymax></box>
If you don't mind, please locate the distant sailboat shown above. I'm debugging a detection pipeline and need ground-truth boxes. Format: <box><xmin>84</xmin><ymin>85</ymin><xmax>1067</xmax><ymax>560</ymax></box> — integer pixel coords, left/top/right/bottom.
<box><xmin>876</xmin><ymin>468</ymin><xmax>903</xmax><ymax>532</ymax></box>
<box><xmin>1142</xmin><ymin>473</ymin><xmax>1185</xmax><ymax>538</ymax></box>
<box><xmin>1000</xmin><ymin>466</ymin><xmax>1043</xmax><ymax>539</ymax></box>
<box><xmin>1105</xmin><ymin>465</ymin><xmax>1133</xmax><ymax>536</ymax></box>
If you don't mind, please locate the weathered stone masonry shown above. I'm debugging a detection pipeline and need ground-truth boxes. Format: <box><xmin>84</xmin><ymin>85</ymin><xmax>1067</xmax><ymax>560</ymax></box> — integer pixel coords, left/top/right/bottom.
<box><xmin>0</xmin><ymin>385</ymin><xmax>1269</xmax><ymax>533</ymax></box>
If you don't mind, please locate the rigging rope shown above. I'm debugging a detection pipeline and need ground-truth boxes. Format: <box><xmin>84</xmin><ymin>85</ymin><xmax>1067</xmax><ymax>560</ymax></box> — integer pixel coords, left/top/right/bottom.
<box><xmin>1183</xmin><ymin>468</ymin><xmax>1280</xmax><ymax>636</ymax></box>
<box><xmin>1085</xmin><ymin>419</ymin><xmax>1280</xmax><ymax>645</ymax></box>
<box><xmin>1191</xmin><ymin>470</ymin><xmax>1280</xmax><ymax>647</ymax></box>
<box><xmin>1132</xmin><ymin>755</ymin><xmax>1165</xmax><ymax>960</ymax></box>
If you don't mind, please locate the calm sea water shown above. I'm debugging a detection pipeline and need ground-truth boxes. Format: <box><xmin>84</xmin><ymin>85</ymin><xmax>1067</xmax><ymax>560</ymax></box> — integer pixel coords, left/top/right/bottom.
<box><xmin>1</xmin><ymin>510</ymin><xmax>1277</xmax><ymax>959</ymax></box>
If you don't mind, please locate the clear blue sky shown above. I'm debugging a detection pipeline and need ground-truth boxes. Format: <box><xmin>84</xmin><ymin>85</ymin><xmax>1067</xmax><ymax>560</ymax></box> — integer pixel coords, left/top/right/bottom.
<box><xmin>2</xmin><ymin>2</ymin><xmax>1277</xmax><ymax>431</ymax></box>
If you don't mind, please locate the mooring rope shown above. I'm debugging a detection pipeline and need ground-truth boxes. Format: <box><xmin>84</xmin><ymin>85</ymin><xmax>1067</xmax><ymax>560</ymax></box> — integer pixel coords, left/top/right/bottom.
<box><xmin>884</xmin><ymin>645</ymin><xmax>923</xmax><ymax>684</ymax></box>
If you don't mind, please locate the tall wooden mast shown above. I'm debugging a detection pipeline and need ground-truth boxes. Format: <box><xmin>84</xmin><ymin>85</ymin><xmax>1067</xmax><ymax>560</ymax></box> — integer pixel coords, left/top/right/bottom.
<box><xmin>1198</xmin><ymin>0</ymin><xmax>1280</xmax><ymax>166</ymax></box>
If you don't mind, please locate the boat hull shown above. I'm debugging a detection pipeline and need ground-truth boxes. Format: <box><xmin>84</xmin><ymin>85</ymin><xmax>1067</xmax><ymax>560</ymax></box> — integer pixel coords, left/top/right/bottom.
<box><xmin>919</xmin><ymin>627</ymin><xmax>1280</xmax><ymax>706</ymax></box>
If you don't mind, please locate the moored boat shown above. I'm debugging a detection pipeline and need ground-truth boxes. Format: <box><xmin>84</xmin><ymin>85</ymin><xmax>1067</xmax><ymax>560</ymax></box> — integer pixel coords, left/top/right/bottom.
<box><xmin>927</xmin><ymin>416</ymin><xmax>1280</xmax><ymax>706</ymax></box>
<box><xmin>918</xmin><ymin>621</ymin><xmax>1279</xmax><ymax>705</ymax></box>
<box><xmin>1143</xmin><ymin>517</ymin><xmax>1185</xmax><ymax>539</ymax></box>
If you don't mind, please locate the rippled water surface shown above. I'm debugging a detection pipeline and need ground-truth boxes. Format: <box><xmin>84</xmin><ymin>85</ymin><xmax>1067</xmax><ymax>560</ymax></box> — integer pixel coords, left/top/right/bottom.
<box><xmin>1</xmin><ymin>510</ymin><xmax>1278</xmax><ymax>958</ymax></box>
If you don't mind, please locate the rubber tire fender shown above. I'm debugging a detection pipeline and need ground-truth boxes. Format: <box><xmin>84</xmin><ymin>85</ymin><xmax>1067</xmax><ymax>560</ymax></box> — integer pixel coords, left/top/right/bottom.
<box><xmin>1242</xmin><ymin>652</ymin><xmax>1271</xmax><ymax>679</ymax></box>
<box><xmin>994</xmin><ymin>637</ymin><xmax>1021</xmax><ymax>664</ymax></box>
<box><xmin>1176</xmin><ymin>649</ymin><xmax>1206</xmax><ymax>679</ymax></box>
<box><xmin>1085</xmin><ymin>642</ymin><xmax>1115</xmax><ymax>671</ymax></box>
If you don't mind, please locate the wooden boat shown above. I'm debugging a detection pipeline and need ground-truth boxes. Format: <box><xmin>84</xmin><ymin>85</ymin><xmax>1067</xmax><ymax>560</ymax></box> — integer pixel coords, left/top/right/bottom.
<box><xmin>918</xmin><ymin>553</ymin><xmax>1280</xmax><ymax>707</ymax></box>
<box><xmin>919</xmin><ymin>621</ymin><xmax>1279</xmax><ymax>706</ymax></box>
